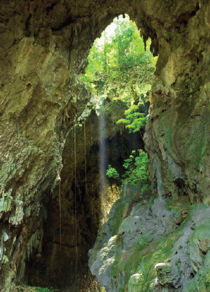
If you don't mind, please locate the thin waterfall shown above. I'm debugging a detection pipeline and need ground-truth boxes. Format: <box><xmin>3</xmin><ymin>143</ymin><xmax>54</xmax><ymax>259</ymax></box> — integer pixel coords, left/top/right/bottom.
<box><xmin>99</xmin><ymin>106</ymin><xmax>107</xmax><ymax>221</ymax></box>
<box><xmin>73</xmin><ymin>119</ymin><xmax>78</xmax><ymax>282</ymax></box>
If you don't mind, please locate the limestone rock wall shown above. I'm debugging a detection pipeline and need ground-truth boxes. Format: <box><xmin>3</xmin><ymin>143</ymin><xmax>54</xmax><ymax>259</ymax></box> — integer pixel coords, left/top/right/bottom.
<box><xmin>0</xmin><ymin>1</ymin><xmax>93</xmax><ymax>288</ymax></box>
<box><xmin>89</xmin><ymin>1</ymin><xmax>210</xmax><ymax>291</ymax></box>
<box><xmin>144</xmin><ymin>0</ymin><xmax>210</xmax><ymax>204</ymax></box>
<box><xmin>89</xmin><ymin>189</ymin><xmax>210</xmax><ymax>291</ymax></box>
<box><xmin>23</xmin><ymin>104</ymin><xmax>141</xmax><ymax>291</ymax></box>
<box><xmin>0</xmin><ymin>0</ymin><xmax>209</xmax><ymax>291</ymax></box>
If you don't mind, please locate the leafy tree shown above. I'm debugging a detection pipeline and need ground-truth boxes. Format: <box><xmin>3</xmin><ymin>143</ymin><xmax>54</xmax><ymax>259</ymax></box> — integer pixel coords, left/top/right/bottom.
<box><xmin>106</xmin><ymin>150</ymin><xmax>149</xmax><ymax>187</ymax></box>
<box><xmin>81</xmin><ymin>15</ymin><xmax>157</xmax><ymax>107</ymax></box>
<box><xmin>122</xmin><ymin>150</ymin><xmax>149</xmax><ymax>186</ymax></box>
<box><xmin>82</xmin><ymin>15</ymin><xmax>155</xmax><ymax>190</ymax></box>
<box><xmin>116</xmin><ymin>104</ymin><xmax>147</xmax><ymax>133</ymax></box>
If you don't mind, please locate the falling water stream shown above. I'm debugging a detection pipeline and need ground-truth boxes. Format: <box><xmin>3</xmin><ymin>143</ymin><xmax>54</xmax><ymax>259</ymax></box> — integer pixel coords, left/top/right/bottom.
<box><xmin>73</xmin><ymin>118</ymin><xmax>78</xmax><ymax>283</ymax></box>
<box><xmin>99</xmin><ymin>106</ymin><xmax>107</xmax><ymax>222</ymax></box>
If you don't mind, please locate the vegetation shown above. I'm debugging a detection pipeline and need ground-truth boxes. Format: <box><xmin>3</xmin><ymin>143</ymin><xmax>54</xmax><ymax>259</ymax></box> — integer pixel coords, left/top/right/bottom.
<box><xmin>81</xmin><ymin>14</ymin><xmax>156</xmax><ymax>107</ymax></box>
<box><xmin>106</xmin><ymin>165</ymin><xmax>120</xmax><ymax>180</ymax></box>
<box><xmin>106</xmin><ymin>150</ymin><xmax>149</xmax><ymax>187</ymax></box>
<box><xmin>82</xmin><ymin>15</ymin><xmax>156</xmax><ymax>189</ymax></box>
<box><xmin>116</xmin><ymin>104</ymin><xmax>147</xmax><ymax>133</ymax></box>
<box><xmin>36</xmin><ymin>288</ymin><xmax>53</xmax><ymax>292</ymax></box>
<box><xmin>13</xmin><ymin>286</ymin><xmax>53</xmax><ymax>292</ymax></box>
<box><xmin>122</xmin><ymin>150</ymin><xmax>149</xmax><ymax>186</ymax></box>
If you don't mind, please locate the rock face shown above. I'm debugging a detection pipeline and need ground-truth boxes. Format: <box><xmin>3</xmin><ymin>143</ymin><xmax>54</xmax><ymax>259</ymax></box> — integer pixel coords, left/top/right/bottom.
<box><xmin>22</xmin><ymin>106</ymin><xmax>141</xmax><ymax>291</ymax></box>
<box><xmin>0</xmin><ymin>0</ymin><xmax>209</xmax><ymax>291</ymax></box>
<box><xmin>89</xmin><ymin>191</ymin><xmax>210</xmax><ymax>291</ymax></box>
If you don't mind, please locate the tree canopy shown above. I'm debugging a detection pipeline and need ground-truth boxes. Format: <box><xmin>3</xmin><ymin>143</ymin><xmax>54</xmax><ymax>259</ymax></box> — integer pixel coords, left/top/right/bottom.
<box><xmin>81</xmin><ymin>15</ymin><xmax>157</xmax><ymax>187</ymax></box>
<box><xmin>81</xmin><ymin>14</ymin><xmax>157</xmax><ymax>107</ymax></box>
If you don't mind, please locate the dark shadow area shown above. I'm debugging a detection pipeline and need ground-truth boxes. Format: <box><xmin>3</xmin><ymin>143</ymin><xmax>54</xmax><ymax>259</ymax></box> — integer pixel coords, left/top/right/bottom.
<box><xmin>24</xmin><ymin>110</ymin><xmax>143</xmax><ymax>291</ymax></box>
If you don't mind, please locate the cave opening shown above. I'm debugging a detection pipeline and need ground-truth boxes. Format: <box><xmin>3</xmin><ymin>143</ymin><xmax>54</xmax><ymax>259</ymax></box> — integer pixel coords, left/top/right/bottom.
<box><xmin>1</xmin><ymin>1</ymin><xmax>209</xmax><ymax>292</ymax></box>
<box><xmin>24</xmin><ymin>14</ymin><xmax>156</xmax><ymax>292</ymax></box>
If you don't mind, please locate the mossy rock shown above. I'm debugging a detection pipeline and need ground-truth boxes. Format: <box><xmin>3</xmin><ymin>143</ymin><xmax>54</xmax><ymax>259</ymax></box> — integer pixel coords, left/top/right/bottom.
<box><xmin>14</xmin><ymin>286</ymin><xmax>53</xmax><ymax>292</ymax></box>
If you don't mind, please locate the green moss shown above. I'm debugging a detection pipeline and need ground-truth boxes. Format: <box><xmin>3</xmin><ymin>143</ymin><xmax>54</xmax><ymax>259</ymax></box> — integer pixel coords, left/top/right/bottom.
<box><xmin>133</xmin><ymin>230</ymin><xmax>182</xmax><ymax>291</ymax></box>
<box><xmin>36</xmin><ymin>288</ymin><xmax>53</xmax><ymax>292</ymax></box>
<box><xmin>109</xmin><ymin>200</ymin><xmax>128</xmax><ymax>235</ymax></box>
<box><xmin>110</xmin><ymin>225</ymin><xmax>184</xmax><ymax>291</ymax></box>
<box><xmin>0</xmin><ymin>194</ymin><xmax>12</xmax><ymax>212</ymax></box>
<box><xmin>91</xmin><ymin>192</ymin><xmax>209</xmax><ymax>291</ymax></box>
<box><xmin>109</xmin><ymin>191</ymin><xmax>137</xmax><ymax>234</ymax></box>
<box><xmin>183</xmin><ymin>263</ymin><xmax>210</xmax><ymax>292</ymax></box>
<box><xmin>190</xmin><ymin>221</ymin><xmax>210</xmax><ymax>247</ymax></box>
<box><xmin>165</xmin><ymin>128</ymin><xmax>172</xmax><ymax>151</ymax></box>
<box><xmin>108</xmin><ymin>198</ymin><xmax>194</xmax><ymax>292</ymax></box>
<box><xmin>165</xmin><ymin>196</ymin><xmax>191</xmax><ymax>220</ymax></box>
<box><xmin>12</xmin><ymin>285</ymin><xmax>54</xmax><ymax>292</ymax></box>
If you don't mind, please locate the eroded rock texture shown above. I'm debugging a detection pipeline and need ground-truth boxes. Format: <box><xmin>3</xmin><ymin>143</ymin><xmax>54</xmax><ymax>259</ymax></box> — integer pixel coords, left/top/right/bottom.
<box><xmin>89</xmin><ymin>0</ymin><xmax>210</xmax><ymax>291</ymax></box>
<box><xmin>23</xmin><ymin>106</ymin><xmax>141</xmax><ymax>291</ymax></box>
<box><xmin>0</xmin><ymin>0</ymin><xmax>209</xmax><ymax>291</ymax></box>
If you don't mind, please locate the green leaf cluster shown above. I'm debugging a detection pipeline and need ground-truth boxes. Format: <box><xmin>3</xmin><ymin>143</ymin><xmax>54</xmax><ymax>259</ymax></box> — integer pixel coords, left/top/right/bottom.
<box><xmin>81</xmin><ymin>15</ymin><xmax>157</xmax><ymax>107</ymax></box>
<box><xmin>116</xmin><ymin>104</ymin><xmax>147</xmax><ymax>133</ymax></box>
<box><xmin>106</xmin><ymin>150</ymin><xmax>149</xmax><ymax>187</ymax></box>
<box><xmin>84</xmin><ymin>15</ymin><xmax>154</xmax><ymax>191</ymax></box>
<box><xmin>122</xmin><ymin>150</ymin><xmax>149</xmax><ymax>186</ymax></box>
<box><xmin>106</xmin><ymin>165</ymin><xmax>120</xmax><ymax>180</ymax></box>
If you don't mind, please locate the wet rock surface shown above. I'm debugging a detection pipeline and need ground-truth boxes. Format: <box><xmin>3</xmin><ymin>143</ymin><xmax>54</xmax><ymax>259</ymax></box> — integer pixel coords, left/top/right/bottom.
<box><xmin>0</xmin><ymin>0</ymin><xmax>209</xmax><ymax>291</ymax></box>
<box><xmin>89</xmin><ymin>189</ymin><xmax>210</xmax><ymax>291</ymax></box>
<box><xmin>23</xmin><ymin>107</ymin><xmax>141</xmax><ymax>291</ymax></box>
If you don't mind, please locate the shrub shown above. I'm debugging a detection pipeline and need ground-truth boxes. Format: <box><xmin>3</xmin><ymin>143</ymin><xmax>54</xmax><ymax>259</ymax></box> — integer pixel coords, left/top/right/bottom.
<box><xmin>106</xmin><ymin>165</ymin><xmax>120</xmax><ymax>180</ymax></box>
<box><xmin>122</xmin><ymin>150</ymin><xmax>149</xmax><ymax>186</ymax></box>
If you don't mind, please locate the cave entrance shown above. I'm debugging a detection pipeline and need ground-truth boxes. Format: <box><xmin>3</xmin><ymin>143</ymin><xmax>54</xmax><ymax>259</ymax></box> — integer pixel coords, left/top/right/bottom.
<box><xmin>25</xmin><ymin>15</ymin><xmax>156</xmax><ymax>292</ymax></box>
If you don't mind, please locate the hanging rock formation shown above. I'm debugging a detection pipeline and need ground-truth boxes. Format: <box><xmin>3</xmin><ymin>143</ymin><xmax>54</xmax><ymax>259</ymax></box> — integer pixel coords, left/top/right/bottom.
<box><xmin>0</xmin><ymin>0</ymin><xmax>209</xmax><ymax>291</ymax></box>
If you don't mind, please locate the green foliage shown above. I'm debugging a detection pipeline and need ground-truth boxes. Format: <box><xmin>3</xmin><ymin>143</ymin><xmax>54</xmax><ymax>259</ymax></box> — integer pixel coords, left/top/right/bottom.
<box><xmin>83</xmin><ymin>15</ymin><xmax>154</xmax><ymax>191</ymax></box>
<box><xmin>106</xmin><ymin>150</ymin><xmax>149</xmax><ymax>187</ymax></box>
<box><xmin>122</xmin><ymin>150</ymin><xmax>149</xmax><ymax>186</ymax></box>
<box><xmin>106</xmin><ymin>165</ymin><xmax>120</xmax><ymax>180</ymax></box>
<box><xmin>81</xmin><ymin>15</ymin><xmax>156</xmax><ymax>107</ymax></box>
<box><xmin>117</xmin><ymin>104</ymin><xmax>147</xmax><ymax>133</ymax></box>
<box><xmin>36</xmin><ymin>288</ymin><xmax>52</xmax><ymax>292</ymax></box>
